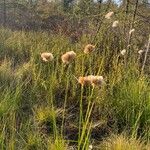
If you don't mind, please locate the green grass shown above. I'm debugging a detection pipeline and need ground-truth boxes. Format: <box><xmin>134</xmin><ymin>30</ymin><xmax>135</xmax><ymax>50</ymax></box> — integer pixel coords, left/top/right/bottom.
<box><xmin>0</xmin><ymin>26</ymin><xmax>150</xmax><ymax>150</ymax></box>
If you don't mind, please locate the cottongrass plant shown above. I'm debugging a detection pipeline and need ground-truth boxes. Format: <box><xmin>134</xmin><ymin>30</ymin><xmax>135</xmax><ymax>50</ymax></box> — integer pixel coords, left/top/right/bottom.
<box><xmin>77</xmin><ymin>75</ymin><xmax>105</xmax><ymax>149</ymax></box>
<box><xmin>128</xmin><ymin>29</ymin><xmax>135</xmax><ymax>47</ymax></box>
<box><xmin>129</xmin><ymin>28</ymin><xmax>135</xmax><ymax>35</ymax></box>
<box><xmin>61</xmin><ymin>51</ymin><xmax>76</xmax><ymax>64</ymax></box>
<box><xmin>120</xmin><ymin>49</ymin><xmax>126</xmax><ymax>56</ymax></box>
<box><xmin>84</xmin><ymin>44</ymin><xmax>95</xmax><ymax>54</ymax></box>
<box><xmin>88</xmin><ymin>144</ymin><xmax>93</xmax><ymax>150</ymax></box>
<box><xmin>89</xmin><ymin>75</ymin><xmax>105</xmax><ymax>87</ymax></box>
<box><xmin>112</xmin><ymin>21</ymin><xmax>119</xmax><ymax>28</ymax></box>
<box><xmin>78</xmin><ymin>75</ymin><xmax>105</xmax><ymax>87</ymax></box>
<box><xmin>41</xmin><ymin>52</ymin><xmax>54</xmax><ymax>62</ymax></box>
<box><xmin>105</xmin><ymin>11</ymin><xmax>114</xmax><ymax>19</ymax></box>
<box><xmin>138</xmin><ymin>50</ymin><xmax>144</xmax><ymax>55</ymax></box>
<box><xmin>78</xmin><ymin>76</ymin><xmax>91</xmax><ymax>86</ymax></box>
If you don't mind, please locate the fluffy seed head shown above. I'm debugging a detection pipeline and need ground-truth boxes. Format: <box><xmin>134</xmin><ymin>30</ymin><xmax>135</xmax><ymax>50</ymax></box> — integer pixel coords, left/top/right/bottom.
<box><xmin>127</xmin><ymin>45</ymin><xmax>131</xmax><ymax>49</ymax></box>
<box><xmin>120</xmin><ymin>49</ymin><xmax>126</xmax><ymax>56</ymax></box>
<box><xmin>105</xmin><ymin>11</ymin><xmax>114</xmax><ymax>19</ymax></box>
<box><xmin>87</xmin><ymin>75</ymin><xmax>95</xmax><ymax>81</ymax></box>
<box><xmin>78</xmin><ymin>75</ymin><xmax>104</xmax><ymax>87</ymax></box>
<box><xmin>112</xmin><ymin>20</ymin><xmax>119</xmax><ymax>28</ymax></box>
<box><xmin>91</xmin><ymin>76</ymin><xmax>104</xmax><ymax>87</ymax></box>
<box><xmin>84</xmin><ymin>44</ymin><xmax>95</xmax><ymax>54</ymax></box>
<box><xmin>78</xmin><ymin>76</ymin><xmax>91</xmax><ymax>86</ymax></box>
<box><xmin>138</xmin><ymin>50</ymin><xmax>144</xmax><ymax>55</ymax></box>
<box><xmin>89</xmin><ymin>144</ymin><xmax>93</xmax><ymax>150</ymax></box>
<box><xmin>129</xmin><ymin>28</ymin><xmax>135</xmax><ymax>35</ymax></box>
<box><xmin>41</xmin><ymin>52</ymin><xmax>54</xmax><ymax>62</ymax></box>
<box><xmin>61</xmin><ymin>51</ymin><xmax>76</xmax><ymax>64</ymax></box>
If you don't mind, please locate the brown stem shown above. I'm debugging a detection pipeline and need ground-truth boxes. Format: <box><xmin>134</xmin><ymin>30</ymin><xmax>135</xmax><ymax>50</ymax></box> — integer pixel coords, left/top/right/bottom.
<box><xmin>3</xmin><ymin>0</ymin><xmax>6</xmax><ymax>27</ymax></box>
<box><xmin>127</xmin><ymin>0</ymin><xmax>139</xmax><ymax>52</ymax></box>
<box><xmin>126</xmin><ymin>0</ymin><xmax>130</xmax><ymax>15</ymax></box>
<box><xmin>131</xmin><ymin>0</ymin><xmax>139</xmax><ymax>28</ymax></box>
<box><xmin>141</xmin><ymin>35</ymin><xmax>150</xmax><ymax>74</ymax></box>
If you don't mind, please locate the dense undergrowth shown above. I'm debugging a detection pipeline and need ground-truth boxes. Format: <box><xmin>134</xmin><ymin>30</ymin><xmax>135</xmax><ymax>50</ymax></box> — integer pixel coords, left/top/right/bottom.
<box><xmin>0</xmin><ymin>17</ymin><xmax>150</xmax><ymax>150</ymax></box>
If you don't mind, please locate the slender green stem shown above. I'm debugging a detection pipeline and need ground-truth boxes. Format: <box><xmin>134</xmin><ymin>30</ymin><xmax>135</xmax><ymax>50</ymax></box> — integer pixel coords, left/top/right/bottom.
<box><xmin>82</xmin><ymin>122</ymin><xmax>92</xmax><ymax>150</ymax></box>
<box><xmin>61</xmin><ymin>67</ymin><xmax>70</xmax><ymax>136</ymax></box>
<box><xmin>78</xmin><ymin>87</ymin><xmax>94</xmax><ymax>149</ymax></box>
<box><xmin>78</xmin><ymin>85</ymin><xmax>84</xmax><ymax>150</ymax></box>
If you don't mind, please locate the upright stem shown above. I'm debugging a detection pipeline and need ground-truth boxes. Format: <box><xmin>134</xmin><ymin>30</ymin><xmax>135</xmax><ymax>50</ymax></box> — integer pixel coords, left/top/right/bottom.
<box><xmin>124</xmin><ymin>0</ymin><xmax>130</xmax><ymax>35</ymax></box>
<box><xmin>127</xmin><ymin>0</ymin><xmax>139</xmax><ymax>48</ymax></box>
<box><xmin>3</xmin><ymin>0</ymin><xmax>6</xmax><ymax>27</ymax></box>
<box><xmin>61</xmin><ymin>67</ymin><xmax>70</xmax><ymax>136</ymax></box>
<box><xmin>141</xmin><ymin>35</ymin><xmax>150</xmax><ymax>74</ymax></box>
<box><xmin>125</xmin><ymin>0</ymin><xmax>130</xmax><ymax>15</ymax></box>
<box><xmin>78</xmin><ymin>85</ymin><xmax>84</xmax><ymax>149</ymax></box>
<box><xmin>78</xmin><ymin>87</ymin><xmax>94</xmax><ymax>149</ymax></box>
<box><xmin>131</xmin><ymin>0</ymin><xmax>139</xmax><ymax>28</ymax></box>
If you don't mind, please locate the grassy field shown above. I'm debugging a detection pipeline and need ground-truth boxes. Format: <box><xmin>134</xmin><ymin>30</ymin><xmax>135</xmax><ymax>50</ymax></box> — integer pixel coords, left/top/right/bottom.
<box><xmin>0</xmin><ymin>22</ymin><xmax>150</xmax><ymax>150</ymax></box>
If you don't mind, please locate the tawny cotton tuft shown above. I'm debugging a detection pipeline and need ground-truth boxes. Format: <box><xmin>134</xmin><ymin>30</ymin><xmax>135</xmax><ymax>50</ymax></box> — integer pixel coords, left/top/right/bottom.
<box><xmin>112</xmin><ymin>20</ymin><xmax>119</xmax><ymax>28</ymax></box>
<box><xmin>127</xmin><ymin>45</ymin><xmax>131</xmax><ymax>49</ymax></box>
<box><xmin>61</xmin><ymin>51</ymin><xmax>76</xmax><ymax>64</ymax></box>
<box><xmin>78</xmin><ymin>76</ymin><xmax>91</xmax><ymax>86</ymax></box>
<box><xmin>105</xmin><ymin>11</ymin><xmax>114</xmax><ymax>19</ymax></box>
<box><xmin>138</xmin><ymin>50</ymin><xmax>144</xmax><ymax>55</ymax></box>
<box><xmin>129</xmin><ymin>29</ymin><xmax>135</xmax><ymax>35</ymax></box>
<box><xmin>90</xmin><ymin>76</ymin><xmax>104</xmax><ymax>87</ymax></box>
<box><xmin>78</xmin><ymin>75</ymin><xmax>105</xmax><ymax>87</ymax></box>
<box><xmin>84</xmin><ymin>44</ymin><xmax>95</xmax><ymax>54</ymax></box>
<box><xmin>89</xmin><ymin>145</ymin><xmax>93</xmax><ymax>150</ymax></box>
<box><xmin>120</xmin><ymin>49</ymin><xmax>126</xmax><ymax>56</ymax></box>
<box><xmin>41</xmin><ymin>52</ymin><xmax>54</xmax><ymax>62</ymax></box>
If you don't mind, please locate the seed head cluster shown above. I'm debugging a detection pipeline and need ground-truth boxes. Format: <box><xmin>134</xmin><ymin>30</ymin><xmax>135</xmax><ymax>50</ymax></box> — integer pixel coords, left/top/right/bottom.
<box><xmin>105</xmin><ymin>11</ymin><xmax>114</xmax><ymax>19</ymax></box>
<box><xmin>112</xmin><ymin>20</ymin><xmax>119</xmax><ymax>28</ymax></box>
<box><xmin>84</xmin><ymin>44</ymin><xmax>95</xmax><ymax>54</ymax></box>
<box><xmin>120</xmin><ymin>49</ymin><xmax>126</xmax><ymax>56</ymax></box>
<box><xmin>78</xmin><ymin>75</ymin><xmax>104</xmax><ymax>87</ymax></box>
<box><xmin>39</xmin><ymin>13</ymin><xmax>139</xmax><ymax>89</ymax></box>
<box><xmin>129</xmin><ymin>29</ymin><xmax>135</xmax><ymax>35</ymax></box>
<box><xmin>138</xmin><ymin>50</ymin><xmax>144</xmax><ymax>55</ymax></box>
<box><xmin>61</xmin><ymin>51</ymin><xmax>76</xmax><ymax>64</ymax></box>
<box><xmin>41</xmin><ymin>52</ymin><xmax>54</xmax><ymax>62</ymax></box>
